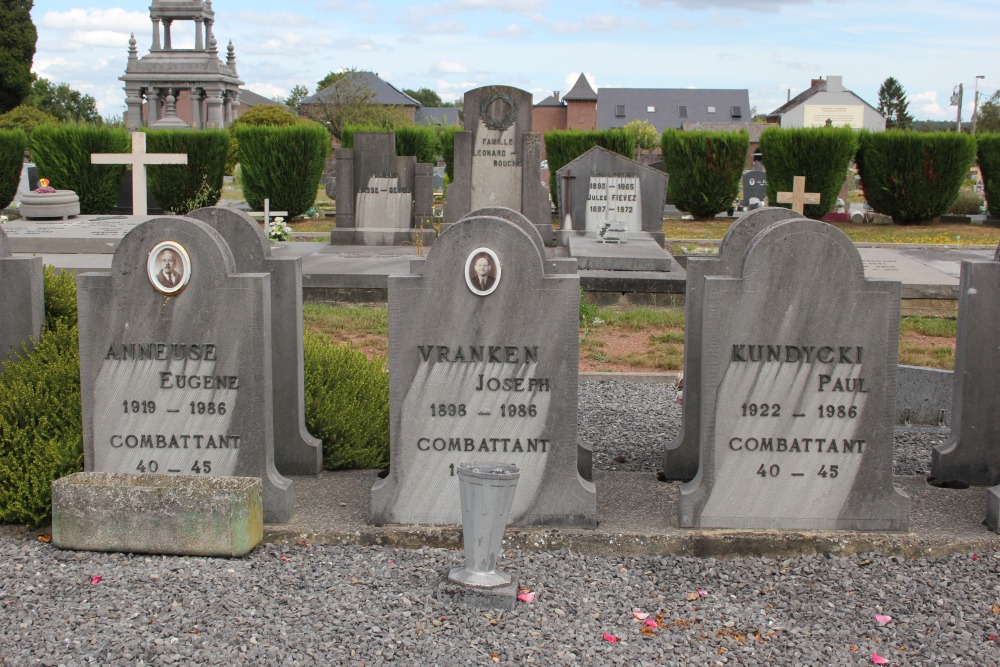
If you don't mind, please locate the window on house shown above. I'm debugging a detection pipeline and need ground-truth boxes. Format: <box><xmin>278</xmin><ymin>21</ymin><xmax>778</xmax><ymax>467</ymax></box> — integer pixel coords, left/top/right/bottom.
<box><xmin>707</xmin><ymin>106</ymin><xmax>716</xmax><ymax>113</ymax></box>
<box><xmin>678</xmin><ymin>105</ymin><xmax>688</xmax><ymax>118</ymax></box>
<box><xmin>615</xmin><ymin>104</ymin><xmax>626</xmax><ymax>117</ymax></box>
<box><xmin>647</xmin><ymin>105</ymin><xmax>655</xmax><ymax>113</ymax></box>
<box><xmin>731</xmin><ymin>105</ymin><xmax>742</xmax><ymax>117</ymax></box>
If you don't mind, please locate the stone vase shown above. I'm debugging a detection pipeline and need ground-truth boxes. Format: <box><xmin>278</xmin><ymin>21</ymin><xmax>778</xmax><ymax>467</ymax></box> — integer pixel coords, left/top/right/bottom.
<box><xmin>449</xmin><ymin>462</ymin><xmax>520</xmax><ymax>588</ymax></box>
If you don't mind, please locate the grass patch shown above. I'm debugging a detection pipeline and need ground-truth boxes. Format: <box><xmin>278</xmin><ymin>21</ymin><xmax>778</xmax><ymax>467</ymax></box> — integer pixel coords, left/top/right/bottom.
<box><xmin>901</xmin><ymin>316</ymin><xmax>958</xmax><ymax>338</ymax></box>
<box><xmin>303</xmin><ymin>303</ymin><xmax>389</xmax><ymax>360</ymax></box>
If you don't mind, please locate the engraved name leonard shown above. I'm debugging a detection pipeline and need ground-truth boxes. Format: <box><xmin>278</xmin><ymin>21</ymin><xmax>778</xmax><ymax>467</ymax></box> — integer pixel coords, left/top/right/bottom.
<box><xmin>413</xmin><ymin>344</ymin><xmax>551</xmax><ymax>461</ymax></box>
<box><xmin>473</xmin><ymin>137</ymin><xmax>522</xmax><ymax>168</ymax></box>
<box><xmin>724</xmin><ymin>343</ymin><xmax>871</xmax><ymax>481</ymax></box>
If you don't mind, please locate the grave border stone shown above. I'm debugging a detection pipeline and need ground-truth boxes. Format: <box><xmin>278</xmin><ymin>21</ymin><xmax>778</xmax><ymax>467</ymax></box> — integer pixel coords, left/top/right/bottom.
<box><xmin>0</xmin><ymin>226</ymin><xmax>44</xmax><ymax>360</ymax></box>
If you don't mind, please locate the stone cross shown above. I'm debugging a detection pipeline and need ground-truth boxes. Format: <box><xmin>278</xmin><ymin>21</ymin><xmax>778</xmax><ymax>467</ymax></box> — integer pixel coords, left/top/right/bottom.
<box><xmin>776</xmin><ymin>175</ymin><xmax>821</xmax><ymax>215</ymax></box>
<box><xmin>560</xmin><ymin>169</ymin><xmax>575</xmax><ymax>229</ymax></box>
<box><xmin>91</xmin><ymin>132</ymin><xmax>187</xmax><ymax>216</ymax></box>
<box><xmin>247</xmin><ymin>199</ymin><xmax>288</xmax><ymax>230</ymax></box>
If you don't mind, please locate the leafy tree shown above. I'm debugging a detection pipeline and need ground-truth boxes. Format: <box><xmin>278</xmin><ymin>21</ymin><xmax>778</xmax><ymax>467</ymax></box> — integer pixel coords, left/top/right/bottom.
<box><xmin>403</xmin><ymin>87</ymin><xmax>443</xmax><ymax>107</ymax></box>
<box><xmin>877</xmin><ymin>76</ymin><xmax>914</xmax><ymax>130</ymax></box>
<box><xmin>279</xmin><ymin>84</ymin><xmax>309</xmax><ymax>113</ymax></box>
<box><xmin>0</xmin><ymin>0</ymin><xmax>37</xmax><ymax>113</ymax></box>
<box><xmin>303</xmin><ymin>68</ymin><xmax>411</xmax><ymax>141</ymax></box>
<box><xmin>623</xmin><ymin>119</ymin><xmax>658</xmax><ymax>151</ymax></box>
<box><xmin>316</xmin><ymin>69</ymin><xmax>357</xmax><ymax>92</ymax></box>
<box><xmin>25</xmin><ymin>77</ymin><xmax>100</xmax><ymax>124</ymax></box>
<box><xmin>0</xmin><ymin>104</ymin><xmax>57</xmax><ymax>142</ymax></box>
<box><xmin>975</xmin><ymin>90</ymin><xmax>1000</xmax><ymax>135</ymax></box>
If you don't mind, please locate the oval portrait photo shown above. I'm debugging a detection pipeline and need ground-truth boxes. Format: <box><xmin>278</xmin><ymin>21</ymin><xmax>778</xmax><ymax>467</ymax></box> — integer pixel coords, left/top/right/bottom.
<box><xmin>147</xmin><ymin>241</ymin><xmax>191</xmax><ymax>295</ymax></box>
<box><xmin>465</xmin><ymin>247</ymin><xmax>501</xmax><ymax>296</ymax></box>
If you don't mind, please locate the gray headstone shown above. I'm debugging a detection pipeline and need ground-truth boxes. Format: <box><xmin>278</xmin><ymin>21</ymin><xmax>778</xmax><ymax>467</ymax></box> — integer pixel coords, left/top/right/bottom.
<box><xmin>77</xmin><ymin>216</ymin><xmax>293</xmax><ymax>523</ymax></box>
<box><xmin>556</xmin><ymin>147</ymin><xmax>665</xmax><ymax>236</ymax></box>
<box><xmin>678</xmin><ymin>218</ymin><xmax>909</xmax><ymax>531</ymax></box>
<box><xmin>662</xmin><ymin>207</ymin><xmax>799</xmax><ymax>481</ymax></box>
<box><xmin>188</xmin><ymin>206</ymin><xmax>322</xmax><ymax>476</ymax></box>
<box><xmin>0</xmin><ymin>226</ymin><xmax>44</xmax><ymax>360</ymax></box>
<box><xmin>443</xmin><ymin>86</ymin><xmax>550</xmax><ymax>235</ymax></box>
<box><xmin>371</xmin><ymin>211</ymin><xmax>595</xmax><ymax>526</ymax></box>
<box><xmin>932</xmin><ymin>252</ymin><xmax>1000</xmax><ymax>485</ymax></box>
<box><xmin>741</xmin><ymin>168</ymin><xmax>767</xmax><ymax>208</ymax></box>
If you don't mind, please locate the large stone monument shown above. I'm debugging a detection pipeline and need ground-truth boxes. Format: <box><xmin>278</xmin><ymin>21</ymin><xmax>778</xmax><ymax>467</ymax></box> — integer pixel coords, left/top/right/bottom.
<box><xmin>77</xmin><ymin>216</ymin><xmax>293</xmax><ymax>522</ymax></box>
<box><xmin>0</xmin><ymin>226</ymin><xmax>43</xmax><ymax>360</ymax></box>
<box><xmin>443</xmin><ymin>86</ymin><xmax>551</xmax><ymax>243</ymax></box>
<box><xmin>678</xmin><ymin>218</ymin><xmax>909</xmax><ymax>531</ymax></box>
<box><xmin>372</xmin><ymin>207</ymin><xmax>595</xmax><ymax>527</ymax></box>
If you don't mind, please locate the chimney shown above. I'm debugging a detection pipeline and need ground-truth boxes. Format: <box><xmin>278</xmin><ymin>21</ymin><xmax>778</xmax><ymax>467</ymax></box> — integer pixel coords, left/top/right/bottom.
<box><xmin>826</xmin><ymin>76</ymin><xmax>844</xmax><ymax>92</ymax></box>
<box><xmin>553</xmin><ymin>91</ymin><xmax>559</xmax><ymax>102</ymax></box>
<box><xmin>787</xmin><ymin>89</ymin><xmax>791</xmax><ymax>102</ymax></box>
<box><xmin>811</xmin><ymin>78</ymin><xmax>823</xmax><ymax>88</ymax></box>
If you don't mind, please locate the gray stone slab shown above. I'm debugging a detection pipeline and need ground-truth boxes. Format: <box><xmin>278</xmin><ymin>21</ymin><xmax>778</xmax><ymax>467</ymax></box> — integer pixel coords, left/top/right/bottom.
<box><xmin>987</xmin><ymin>486</ymin><xmax>1000</xmax><ymax>532</ymax></box>
<box><xmin>188</xmin><ymin>206</ymin><xmax>322</xmax><ymax>476</ymax></box>
<box><xmin>678</xmin><ymin>218</ymin><xmax>909</xmax><ymax>531</ymax></box>
<box><xmin>932</xmin><ymin>254</ymin><xmax>1000</xmax><ymax>485</ymax></box>
<box><xmin>663</xmin><ymin>207</ymin><xmax>799</xmax><ymax>481</ymax></box>
<box><xmin>2</xmin><ymin>215</ymin><xmax>153</xmax><ymax>253</ymax></box>
<box><xmin>0</xmin><ymin>226</ymin><xmax>43</xmax><ymax>360</ymax></box>
<box><xmin>897</xmin><ymin>365</ymin><xmax>952</xmax><ymax>427</ymax></box>
<box><xmin>51</xmin><ymin>472</ymin><xmax>263</xmax><ymax>556</ymax></box>
<box><xmin>372</xmin><ymin>212</ymin><xmax>596</xmax><ymax>527</ymax></box>
<box><xmin>566</xmin><ymin>233</ymin><xmax>677</xmax><ymax>272</ymax></box>
<box><xmin>328</xmin><ymin>229</ymin><xmax>436</xmax><ymax>247</ymax></box>
<box><xmin>77</xmin><ymin>215</ymin><xmax>293</xmax><ymax>523</ymax></box>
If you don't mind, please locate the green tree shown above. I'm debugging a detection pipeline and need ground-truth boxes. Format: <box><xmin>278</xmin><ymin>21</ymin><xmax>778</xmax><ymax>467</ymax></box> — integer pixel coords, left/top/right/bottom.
<box><xmin>279</xmin><ymin>84</ymin><xmax>309</xmax><ymax>113</ymax></box>
<box><xmin>316</xmin><ymin>69</ymin><xmax>357</xmax><ymax>92</ymax></box>
<box><xmin>25</xmin><ymin>77</ymin><xmax>100</xmax><ymax>124</ymax></box>
<box><xmin>403</xmin><ymin>87</ymin><xmax>443</xmax><ymax>107</ymax></box>
<box><xmin>0</xmin><ymin>1</ymin><xmax>37</xmax><ymax>114</ymax></box>
<box><xmin>304</xmin><ymin>69</ymin><xmax>411</xmax><ymax>141</ymax></box>
<box><xmin>975</xmin><ymin>90</ymin><xmax>1000</xmax><ymax>135</ymax></box>
<box><xmin>877</xmin><ymin>76</ymin><xmax>914</xmax><ymax>130</ymax></box>
<box><xmin>623</xmin><ymin>119</ymin><xmax>658</xmax><ymax>151</ymax></box>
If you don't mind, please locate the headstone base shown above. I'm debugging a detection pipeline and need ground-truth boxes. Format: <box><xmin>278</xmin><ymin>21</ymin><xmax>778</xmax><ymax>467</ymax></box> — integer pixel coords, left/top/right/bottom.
<box><xmin>565</xmin><ymin>232</ymin><xmax>676</xmax><ymax>272</ymax></box>
<box><xmin>51</xmin><ymin>472</ymin><xmax>263</xmax><ymax>557</ymax></box>
<box><xmin>437</xmin><ymin>573</ymin><xmax>516</xmax><ymax>611</ymax></box>
<box><xmin>987</xmin><ymin>486</ymin><xmax>1000</xmax><ymax>532</ymax></box>
<box><xmin>330</xmin><ymin>228</ymin><xmax>437</xmax><ymax>247</ymax></box>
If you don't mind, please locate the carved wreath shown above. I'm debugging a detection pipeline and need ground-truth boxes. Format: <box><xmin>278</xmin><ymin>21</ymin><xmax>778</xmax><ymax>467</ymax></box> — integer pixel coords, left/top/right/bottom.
<box><xmin>479</xmin><ymin>91</ymin><xmax>517</xmax><ymax>132</ymax></box>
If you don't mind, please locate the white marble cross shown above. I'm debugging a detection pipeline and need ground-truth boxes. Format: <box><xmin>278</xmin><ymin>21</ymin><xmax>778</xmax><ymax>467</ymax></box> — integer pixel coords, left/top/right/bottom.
<box><xmin>90</xmin><ymin>132</ymin><xmax>187</xmax><ymax>216</ymax></box>
<box><xmin>247</xmin><ymin>199</ymin><xmax>288</xmax><ymax>230</ymax></box>
<box><xmin>776</xmin><ymin>175</ymin><xmax>821</xmax><ymax>215</ymax></box>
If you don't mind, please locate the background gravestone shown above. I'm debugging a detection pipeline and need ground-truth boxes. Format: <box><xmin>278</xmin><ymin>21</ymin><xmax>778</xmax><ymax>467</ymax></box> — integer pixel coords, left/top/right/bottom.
<box><xmin>372</xmin><ymin>210</ymin><xmax>595</xmax><ymax>526</ymax></box>
<box><xmin>678</xmin><ymin>218</ymin><xmax>909</xmax><ymax>531</ymax></box>
<box><xmin>188</xmin><ymin>206</ymin><xmax>322</xmax><ymax>476</ymax></box>
<box><xmin>932</xmin><ymin>247</ymin><xmax>1000</xmax><ymax>486</ymax></box>
<box><xmin>556</xmin><ymin>146</ymin><xmax>666</xmax><ymax>244</ymax></box>
<box><xmin>662</xmin><ymin>207</ymin><xmax>798</xmax><ymax>481</ymax></box>
<box><xmin>443</xmin><ymin>86</ymin><xmax>550</xmax><ymax>243</ymax></box>
<box><xmin>77</xmin><ymin>216</ymin><xmax>293</xmax><ymax>523</ymax></box>
<box><xmin>741</xmin><ymin>167</ymin><xmax>767</xmax><ymax>209</ymax></box>
<box><xmin>0</xmin><ymin>226</ymin><xmax>44</xmax><ymax>360</ymax></box>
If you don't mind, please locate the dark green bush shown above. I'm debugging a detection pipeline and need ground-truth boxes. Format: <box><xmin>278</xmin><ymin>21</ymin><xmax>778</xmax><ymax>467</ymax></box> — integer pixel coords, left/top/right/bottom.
<box><xmin>661</xmin><ymin>129</ymin><xmax>748</xmax><ymax>219</ymax></box>
<box><xmin>146</xmin><ymin>129</ymin><xmax>229</xmax><ymax>214</ymax></box>
<box><xmin>948</xmin><ymin>189</ymin><xmax>985</xmax><ymax>215</ymax></box>
<box><xmin>226</xmin><ymin>104</ymin><xmax>306</xmax><ymax>175</ymax></box>
<box><xmin>0</xmin><ymin>129</ymin><xmax>26</xmax><ymax>207</ymax></box>
<box><xmin>30</xmin><ymin>125</ymin><xmax>129</xmax><ymax>214</ymax></box>
<box><xmin>303</xmin><ymin>334</ymin><xmax>389</xmax><ymax>470</ymax></box>
<box><xmin>0</xmin><ymin>267</ymin><xmax>82</xmax><ymax>526</ymax></box>
<box><xmin>0</xmin><ymin>105</ymin><xmax>58</xmax><ymax>144</ymax></box>
<box><xmin>237</xmin><ymin>124</ymin><xmax>329</xmax><ymax>218</ymax></box>
<box><xmin>759</xmin><ymin>126</ymin><xmax>857</xmax><ymax>219</ymax></box>
<box><xmin>544</xmin><ymin>129</ymin><xmax>636</xmax><ymax>207</ymax></box>
<box><xmin>438</xmin><ymin>125</ymin><xmax>458</xmax><ymax>181</ymax></box>
<box><xmin>342</xmin><ymin>125</ymin><xmax>439</xmax><ymax>164</ymax></box>
<box><xmin>978</xmin><ymin>134</ymin><xmax>1000</xmax><ymax>218</ymax></box>
<box><xmin>856</xmin><ymin>131</ymin><xmax>977</xmax><ymax>224</ymax></box>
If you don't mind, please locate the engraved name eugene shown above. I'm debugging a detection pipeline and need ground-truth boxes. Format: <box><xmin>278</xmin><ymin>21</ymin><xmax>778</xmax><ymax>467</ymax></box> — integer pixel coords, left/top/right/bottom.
<box><xmin>147</xmin><ymin>241</ymin><xmax>191</xmax><ymax>294</ymax></box>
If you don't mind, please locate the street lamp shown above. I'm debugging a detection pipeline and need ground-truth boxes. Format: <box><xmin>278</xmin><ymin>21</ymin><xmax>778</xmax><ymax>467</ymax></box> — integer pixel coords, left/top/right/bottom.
<box><xmin>972</xmin><ymin>75</ymin><xmax>986</xmax><ymax>136</ymax></box>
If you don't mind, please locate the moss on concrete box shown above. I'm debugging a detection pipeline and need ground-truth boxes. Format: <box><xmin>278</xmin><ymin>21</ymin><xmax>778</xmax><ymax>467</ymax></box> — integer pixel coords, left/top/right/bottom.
<box><xmin>51</xmin><ymin>472</ymin><xmax>263</xmax><ymax>557</ymax></box>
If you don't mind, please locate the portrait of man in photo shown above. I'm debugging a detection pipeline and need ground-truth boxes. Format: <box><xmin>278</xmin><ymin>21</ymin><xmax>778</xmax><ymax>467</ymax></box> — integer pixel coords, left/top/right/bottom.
<box><xmin>465</xmin><ymin>248</ymin><xmax>501</xmax><ymax>296</ymax></box>
<box><xmin>147</xmin><ymin>242</ymin><xmax>191</xmax><ymax>295</ymax></box>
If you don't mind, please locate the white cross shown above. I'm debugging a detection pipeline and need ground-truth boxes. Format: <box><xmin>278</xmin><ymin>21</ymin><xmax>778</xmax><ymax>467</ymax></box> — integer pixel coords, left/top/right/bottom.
<box><xmin>247</xmin><ymin>199</ymin><xmax>288</xmax><ymax>230</ymax></box>
<box><xmin>90</xmin><ymin>132</ymin><xmax>187</xmax><ymax>216</ymax></box>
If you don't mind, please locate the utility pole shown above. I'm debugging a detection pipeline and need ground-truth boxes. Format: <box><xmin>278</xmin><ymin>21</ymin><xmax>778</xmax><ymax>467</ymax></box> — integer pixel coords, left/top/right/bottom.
<box><xmin>972</xmin><ymin>75</ymin><xmax>986</xmax><ymax>137</ymax></box>
<box><xmin>951</xmin><ymin>83</ymin><xmax>964</xmax><ymax>132</ymax></box>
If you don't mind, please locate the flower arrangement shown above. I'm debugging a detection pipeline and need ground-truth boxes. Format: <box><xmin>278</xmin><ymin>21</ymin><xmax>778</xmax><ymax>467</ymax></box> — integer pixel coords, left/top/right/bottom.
<box><xmin>268</xmin><ymin>217</ymin><xmax>293</xmax><ymax>242</ymax></box>
<box><xmin>34</xmin><ymin>178</ymin><xmax>56</xmax><ymax>194</ymax></box>
<box><xmin>0</xmin><ymin>214</ymin><xmax>8</xmax><ymax>224</ymax></box>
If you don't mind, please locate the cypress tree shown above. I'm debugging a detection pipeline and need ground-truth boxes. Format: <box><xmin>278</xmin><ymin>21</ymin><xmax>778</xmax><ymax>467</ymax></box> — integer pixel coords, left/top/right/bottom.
<box><xmin>0</xmin><ymin>1</ymin><xmax>37</xmax><ymax>114</ymax></box>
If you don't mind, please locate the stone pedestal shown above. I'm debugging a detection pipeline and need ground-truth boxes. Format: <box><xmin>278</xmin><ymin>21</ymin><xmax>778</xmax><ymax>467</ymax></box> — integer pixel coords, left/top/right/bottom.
<box><xmin>19</xmin><ymin>190</ymin><xmax>80</xmax><ymax>220</ymax></box>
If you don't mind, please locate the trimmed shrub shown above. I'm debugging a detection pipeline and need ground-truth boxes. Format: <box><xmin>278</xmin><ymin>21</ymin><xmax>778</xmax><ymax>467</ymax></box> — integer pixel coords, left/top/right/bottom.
<box><xmin>0</xmin><ymin>267</ymin><xmax>82</xmax><ymax>527</ymax></box>
<box><xmin>303</xmin><ymin>334</ymin><xmax>389</xmax><ymax>470</ymax></box>
<box><xmin>948</xmin><ymin>189</ymin><xmax>985</xmax><ymax>215</ymax></box>
<box><xmin>978</xmin><ymin>133</ymin><xmax>1000</xmax><ymax>218</ymax></box>
<box><xmin>0</xmin><ymin>129</ymin><xmax>27</xmax><ymax>207</ymax></box>
<box><xmin>544</xmin><ymin>129</ymin><xmax>636</xmax><ymax>207</ymax></box>
<box><xmin>0</xmin><ymin>105</ymin><xmax>58</xmax><ymax>144</ymax></box>
<box><xmin>342</xmin><ymin>124</ymin><xmax>440</xmax><ymax>164</ymax></box>
<box><xmin>759</xmin><ymin>126</ymin><xmax>857</xmax><ymax>219</ymax></box>
<box><xmin>30</xmin><ymin>125</ymin><xmax>129</xmax><ymax>213</ymax></box>
<box><xmin>146</xmin><ymin>129</ymin><xmax>229</xmax><ymax>214</ymax></box>
<box><xmin>855</xmin><ymin>131</ymin><xmax>977</xmax><ymax>224</ymax></box>
<box><xmin>438</xmin><ymin>125</ymin><xmax>458</xmax><ymax>181</ymax></box>
<box><xmin>661</xmin><ymin>129</ymin><xmax>748</xmax><ymax>219</ymax></box>
<box><xmin>237</xmin><ymin>124</ymin><xmax>330</xmax><ymax>218</ymax></box>
<box><xmin>226</xmin><ymin>104</ymin><xmax>307</xmax><ymax>175</ymax></box>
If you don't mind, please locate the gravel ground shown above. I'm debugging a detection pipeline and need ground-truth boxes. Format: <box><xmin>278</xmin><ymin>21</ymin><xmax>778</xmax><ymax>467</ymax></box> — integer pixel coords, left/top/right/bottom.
<box><xmin>0</xmin><ymin>380</ymin><xmax>971</xmax><ymax>665</ymax></box>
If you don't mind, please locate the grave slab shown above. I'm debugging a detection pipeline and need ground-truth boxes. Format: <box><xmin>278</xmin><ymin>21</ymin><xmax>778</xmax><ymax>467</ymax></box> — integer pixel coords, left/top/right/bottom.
<box><xmin>566</xmin><ymin>233</ymin><xmax>677</xmax><ymax>272</ymax></box>
<box><xmin>2</xmin><ymin>215</ymin><xmax>151</xmax><ymax>253</ymax></box>
<box><xmin>678</xmin><ymin>218</ymin><xmax>909</xmax><ymax>531</ymax></box>
<box><xmin>0</xmin><ymin>226</ymin><xmax>44</xmax><ymax>360</ymax></box>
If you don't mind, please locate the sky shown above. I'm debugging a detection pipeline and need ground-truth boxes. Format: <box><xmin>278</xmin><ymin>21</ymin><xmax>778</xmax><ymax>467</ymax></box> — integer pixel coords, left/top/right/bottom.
<box><xmin>32</xmin><ymin>0</ymin><xmax>999</xmax><ymax>123</ymax></box>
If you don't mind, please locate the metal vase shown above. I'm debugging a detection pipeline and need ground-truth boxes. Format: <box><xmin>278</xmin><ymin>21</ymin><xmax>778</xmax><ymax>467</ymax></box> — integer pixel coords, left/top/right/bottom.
<box><xmin>449</xmin><ymin>462</ymin><xmax>520</xmax><ymax>588</ymax></box>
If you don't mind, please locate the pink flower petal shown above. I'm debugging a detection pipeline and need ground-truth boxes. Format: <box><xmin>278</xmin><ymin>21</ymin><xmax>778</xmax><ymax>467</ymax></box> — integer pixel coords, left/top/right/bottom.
<box><xmin>872</xmin><ymin>653</ymin><xmax>889</xmax><ymax>665</ymax></box>
<box><xmin>972</xmin><ymin>554</ymin><xmax>981</xmax><ymax>561</ymax></box>
<box><xmin>875</xmin><ymin>614</ymin><xmax>892</xmax><ymax>626</ymax></box>
<box><xmin>632</xmin><ymin>610</ymin><xmax>649</xmax><ymax>620</ymax></box>
<box><xmin>89</xmin><ymin>575</ymin><xmax>102</xmax><ymax>585</ymax></box>
<box><xmin>697</xmin><ymin>588</ymin><xmax>707</xmax><ymax>597</ymax></box>
<box><xmin>517</xmin><ymin>592</ymin><xmax>535</xmax><ymax>603</ymax></box>
<box><xmin>644</xmin><ymin>619</ymin><xmax>658</xmax><ymax>628</ymax></box>
<box><xmin>279</xmin><ymin>557</ymin><xmax>289</xmax><ymax>562</ymax></box>
<box><xmin>602</xmin><ymin>632</ymin><xmax>619</xmax><ymax>643</ymax></box>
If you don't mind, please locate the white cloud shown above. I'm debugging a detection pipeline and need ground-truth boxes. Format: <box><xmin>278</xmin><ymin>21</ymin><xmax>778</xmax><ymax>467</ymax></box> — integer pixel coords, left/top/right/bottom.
<box><xmin>41</xmin><ymin>8</ymin><xmax>147</xmax><ymax>32</ymax></box>
<box><xmin>551</xmin><ymin>14</ymin><xmax>646</xmax><ymax>34</ymax></box>
<box><xmin>245</xmin><ymin>82</ymin><xmax>286</xmax><ymax>100</ymax></box>
<box><xmin>911</xmin><ymin>91</ymin><xmax>945</xmax><ymax>118</ymax></box>
<box><xmin>432</xmin><ymin>60</ymin><xmax>472</xmax><ymax>75</ymax></box>
<box><xmin>638</xmin><ymin>0</ymin><xmax>813</xmax><ymax>10</ymax></box>
<box><xmin>483</xmin><ymin>23</ymin><xmax>531</xmax><ymax>38</ymax></box>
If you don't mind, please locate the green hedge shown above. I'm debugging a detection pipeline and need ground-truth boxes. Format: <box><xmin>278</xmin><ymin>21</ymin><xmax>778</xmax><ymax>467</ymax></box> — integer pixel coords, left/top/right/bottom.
<box><xmin>30</xmin><ymin>125</ymin><xmax>129</xmax><ymax>214</ymax></box>
<box><xmin>855</xmin><ymin>131</ymin><xmax>977</xmax><ymax>224</ymax></box>
<box><xmin>759</xmin><ymin>126</ymin><xmax>857</xmax><ymax>219</ymax></box>
<box><xmin>0</xmin><ymin>267</ymin><xmax>82</xmax><ymax>527</ymax></box>
<box><xmin>342</xmin><ymin>125</ymin><xmax>439</xmax><ymax>164</ymax></box>
<box><xmin>226</xmin><ymin>105</ymin><xmax>307</xmax><ymax>176</ymax></box>
<box><xmin>438</xmin><ymin>125</ymin><xmax>458</xmax><ymax>182</ymax></box>
<box><xmin>978</xmin><ymin>133</ymin><xmax>1000</xmax><ymax>219</ymax></box>
<box><xmin>661</xmin><ymin>129</ymin><xmax>748</xmax><ymax>219</ymax></box>
<box><xmin>0</xmin><ymin>129</ymin><xmax>26</xmax><ymax>208</ymax></box>
<box><xmin>146</xmin><ymin>129</ymin><xmax>229</xmax><ymax>215</ymax></box>
<box><xmin>544</xmin><ymin>129</ymin><xmax>636</xmax><ymax>207</ymax></box>
<box><xmin>236</xmin><ymin>124</ymin><xmax>329</xmax><ymax>218</ymax></box>
<box><xmin>303</xmin><ymin>334</ymin><xmax>389</xmax><ymax>470</ymax></box>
